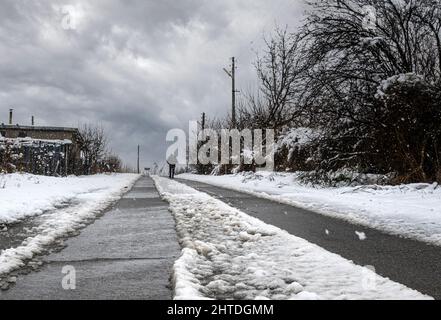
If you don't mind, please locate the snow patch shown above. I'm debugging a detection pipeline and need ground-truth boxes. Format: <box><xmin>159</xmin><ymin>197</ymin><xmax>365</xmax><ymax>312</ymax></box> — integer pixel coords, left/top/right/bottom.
<box><xmin>355</xmin><ymin>231</ymin><xmax>367</xmax><ymax>241</ymax></box>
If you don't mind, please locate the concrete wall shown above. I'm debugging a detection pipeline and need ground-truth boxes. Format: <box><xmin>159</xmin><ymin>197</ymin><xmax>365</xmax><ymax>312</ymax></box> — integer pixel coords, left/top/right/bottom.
<box><xmin>0</xmin><ymin>127</ymin><xmax>76</xmax><ymax>141</ymax></box>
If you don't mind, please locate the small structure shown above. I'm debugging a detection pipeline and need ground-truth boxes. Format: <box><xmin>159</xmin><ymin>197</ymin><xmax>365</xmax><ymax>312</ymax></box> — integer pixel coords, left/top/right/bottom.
<box><xmin>0</xmin><ymin>124</ymin><xmax>82</xmax><ymax>176</ymax></box>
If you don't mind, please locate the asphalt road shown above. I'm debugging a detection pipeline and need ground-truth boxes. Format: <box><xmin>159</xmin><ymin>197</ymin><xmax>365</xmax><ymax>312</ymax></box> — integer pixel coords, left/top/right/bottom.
<box><xmin>0</xmin><ymin>177</ymin><xmax>180</xmax><ymax>300</ymax></box>
<box><xmin>178</xmin><ymin>178</ymin><xmax>441</xmax><ymax>300</ymax></box>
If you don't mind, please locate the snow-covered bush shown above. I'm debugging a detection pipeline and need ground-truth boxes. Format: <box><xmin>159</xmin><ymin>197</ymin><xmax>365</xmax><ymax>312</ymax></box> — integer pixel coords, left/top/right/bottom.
<box><xmin>371</xmin><ymin>74</ymin><xmax>441</xmax><ymax>183</ymax></box>
<box><xmin>275</xmin><ymin>128</ymin><xmax>322</xmax><ymax>172</ymax></box>
<box><xmin>298</xmin><ymin>169</ymin><xmax>395</xmax><ymax>187</ymax></box>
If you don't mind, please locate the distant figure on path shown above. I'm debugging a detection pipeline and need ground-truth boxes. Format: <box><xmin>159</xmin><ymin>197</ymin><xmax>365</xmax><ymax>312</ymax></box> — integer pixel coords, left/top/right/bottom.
<box><xmin>167</xmin><ymin>153</ymin><xmax>178</xmax><ymax>179</ymax></box>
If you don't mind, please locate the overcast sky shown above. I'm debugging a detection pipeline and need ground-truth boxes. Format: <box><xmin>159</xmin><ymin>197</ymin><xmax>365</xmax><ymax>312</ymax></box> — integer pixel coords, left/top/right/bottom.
<box><xmin>0</xmin><ymin>0</ymin><xmax>305</xmax><ymax>168</ymax></box>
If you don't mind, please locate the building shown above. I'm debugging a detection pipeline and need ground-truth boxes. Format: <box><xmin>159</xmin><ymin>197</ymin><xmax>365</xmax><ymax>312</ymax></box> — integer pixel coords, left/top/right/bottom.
<box><xmin>0</xmin><ymin>124</ymin><xmax>82</xmax><ymax>176</ymax></box>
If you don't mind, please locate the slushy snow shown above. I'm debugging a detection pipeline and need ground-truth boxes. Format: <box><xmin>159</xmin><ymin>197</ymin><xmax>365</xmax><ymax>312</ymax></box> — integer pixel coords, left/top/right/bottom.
<box><xmin>153</xmin><ymin>176</ymin><xmax>430</xmax><ymax>300</ymax></box>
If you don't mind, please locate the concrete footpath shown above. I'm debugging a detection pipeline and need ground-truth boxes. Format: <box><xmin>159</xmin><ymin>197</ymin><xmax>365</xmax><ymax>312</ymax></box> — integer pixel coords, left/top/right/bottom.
<box><xmin>0</xmin><ymin>177</ymin><xmax>180</xmax><ymax>300</ymax></box>
<box><xmin>178</xmin><ymin>179</ymin><xmax>441</xmax><ymax>300</ymax></box>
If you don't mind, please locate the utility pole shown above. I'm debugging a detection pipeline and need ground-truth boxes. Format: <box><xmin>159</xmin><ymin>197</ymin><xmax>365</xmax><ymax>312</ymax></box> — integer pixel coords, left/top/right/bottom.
<box><xmin>231</xmin><ymin>57</ymin><xmax>236</xmax><ymax>128</ymax></box>
<box><xmin>201</xmin><ymin>112</ymin><xmax>206</xmax><ymax>131</ymax></box>
<box><xmin>137</xmin><ymin>145</ymin><xmax>140</xmax><ymax>174</ymax></box>
<box><xmin>223</xmin><ymin>57</ymin><xmax>238</xmax><ymax>128</ymax></box>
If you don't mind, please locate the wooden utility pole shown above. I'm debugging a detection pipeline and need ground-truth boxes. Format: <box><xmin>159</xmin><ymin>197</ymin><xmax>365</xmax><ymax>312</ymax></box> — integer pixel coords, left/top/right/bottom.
<box><xmin>231</xmin><ymin>57</ymin><xmax>236</xmax><ymax>128</ymax></box>
<box><xmin>223</xmin><ymin>57</ymin><xmax>238</xmax><ymax>128</ymax></box>
<box><xmin>201</xmin><ymin>112</ymin><xmax>206</xmax><ymax>131</ymax></box>
<box><xmin>137</xmin><ymin>145</ymin><xmax>140</xmax><ymax>174</ymax></box>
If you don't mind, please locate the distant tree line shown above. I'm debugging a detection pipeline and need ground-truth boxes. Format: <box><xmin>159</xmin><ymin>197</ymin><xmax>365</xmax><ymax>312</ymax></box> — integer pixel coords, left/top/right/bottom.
<box><xmin>202</xmin><ymin>0</ymin><xmax>441</xmax><ymax>185</ymax></box>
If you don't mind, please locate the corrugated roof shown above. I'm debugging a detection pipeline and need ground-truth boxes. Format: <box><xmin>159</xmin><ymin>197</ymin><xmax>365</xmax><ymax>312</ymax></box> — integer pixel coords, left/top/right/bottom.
<box><xmin>0</xmin><ymin>136</ymin><xmax>73</xmax><ymax>145</ymax></box>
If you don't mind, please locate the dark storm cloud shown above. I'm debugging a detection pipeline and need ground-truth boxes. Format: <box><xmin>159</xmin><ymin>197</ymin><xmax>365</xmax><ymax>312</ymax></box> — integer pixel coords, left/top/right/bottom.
<box><xmin>0</xmin><ymin>0</ymin><xmax>304</xmax><ymax>168</ymax></box>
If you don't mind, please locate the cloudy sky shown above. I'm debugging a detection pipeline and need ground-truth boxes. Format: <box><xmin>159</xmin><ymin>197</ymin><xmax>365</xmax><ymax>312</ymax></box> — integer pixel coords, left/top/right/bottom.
<box><xmin>0</xmin><ymin>0</ymin><xmax>305</xmax><ymax>168</ymax></box>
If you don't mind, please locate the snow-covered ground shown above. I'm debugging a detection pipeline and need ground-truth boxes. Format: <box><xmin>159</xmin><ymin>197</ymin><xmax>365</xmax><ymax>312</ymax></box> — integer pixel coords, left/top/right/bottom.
<box><xmin>178</xmin><ymin>172</ymin><xmax>441</xmax><ymax>246</ymax></box>
<box><xmin>153</xmin><ymin>176</ymin><xmax>430</xmax><ymax>300</ymax></box>
<box><xmin>0</xmin><ymin>173</ymin><xmax>139</xmax><ymax>280</ymax></box>
<box><xmin>0</xmin><ymin>173</ymin><xmax>138</xmax><ymax>223</ymax></box>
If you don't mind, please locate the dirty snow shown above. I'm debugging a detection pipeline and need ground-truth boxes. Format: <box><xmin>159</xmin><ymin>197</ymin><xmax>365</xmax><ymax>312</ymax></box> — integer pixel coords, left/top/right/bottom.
<box><xmin>178</xmin><ymin>172</ymin><xmax>441</xmax><ymax>246</ymax></box>
<box><xmin>0</xmin><ymin>173</ymin><xmax>139</xmax><ymax>280</ymax></box>
<box><xmin>153</xmin><ymin>176</ymin><xmax>430</xmax><ymax>300</ymax></box>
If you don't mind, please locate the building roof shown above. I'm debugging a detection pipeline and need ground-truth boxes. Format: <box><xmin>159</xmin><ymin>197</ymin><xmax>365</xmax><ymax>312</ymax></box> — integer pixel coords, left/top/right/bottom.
<box><xmin>0</xmin><ymin>136</ymin><xmax>73</xmax><ymax>145</ymax></box>
<box><xmin>0</xmin><ymin>124</ymin><xmax>79</xmax><ymax>133</ymax></box>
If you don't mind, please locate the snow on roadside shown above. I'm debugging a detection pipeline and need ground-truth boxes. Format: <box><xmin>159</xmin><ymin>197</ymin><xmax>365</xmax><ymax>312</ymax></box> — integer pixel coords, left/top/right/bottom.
<box><xmin>178</xmin><ymin>173</ymin><xmax>441</xmax><ymax>246</ymax></box>
<box><xmin>0</xmin><ymin>173</ymin><xmax>139</xmax><ymax>224</ymax></box>
<box><xmin>153</xmin><ymin>176</ymin><xmax>430</xmax><ymax>300</ymax></box>
<box><xmin>0</xmin><ymin>173</ymin><xmax>139</xmax><ymax>280</ymax></box>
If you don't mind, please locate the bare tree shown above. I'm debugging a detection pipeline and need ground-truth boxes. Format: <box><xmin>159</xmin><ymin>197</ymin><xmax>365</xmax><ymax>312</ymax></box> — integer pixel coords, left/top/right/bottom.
<box><xmin>100</xmin><ymin>153</ymin><xmax>122</xmax><ymax>173</ymax></box>
<box><xmin>79</xmin><ymin>124</ymin><xmax>108</xmax><ymax>175</ymax></box>
<box><xmin>250</xmin><ymin>27</ymin><xmax>307</xmax><ymax>130</ymax></box>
